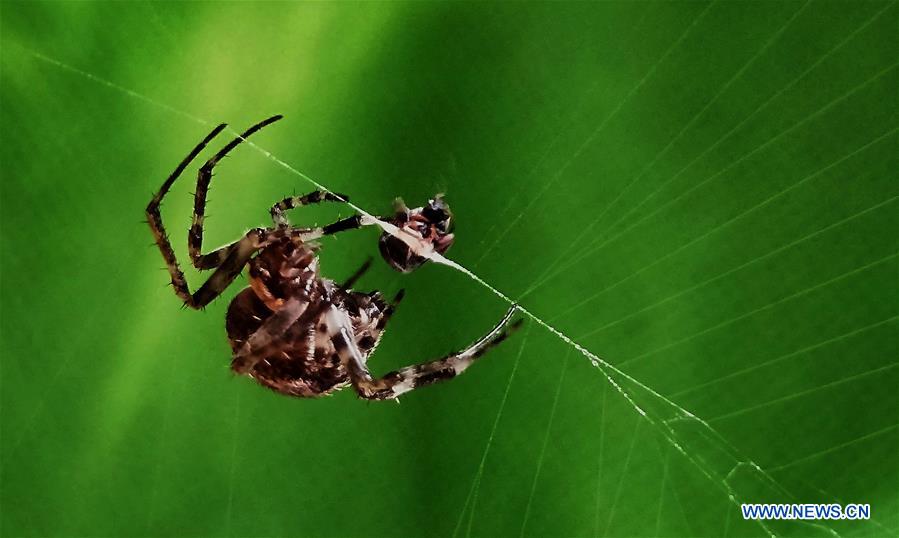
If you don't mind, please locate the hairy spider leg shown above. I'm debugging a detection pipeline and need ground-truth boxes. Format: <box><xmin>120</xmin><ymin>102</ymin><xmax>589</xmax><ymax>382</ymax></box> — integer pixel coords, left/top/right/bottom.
<box><xmin>189</xmin><ymin>114</ymin><xmax>285</xmax><ymax>269</ymax></box>
<box><xmin>307</xmin><ymin>214</ymin><xmax>365</xmax><ymax>241</ymax></box>
<box><xmin>147</xmin><ymin>117</ymin><xmax>286</xmax><ymax>309</ymax></box>
<box><xmin>265</xmin><ymin>213</ymin><xmax>384</xmax><ymax>245</ymax></box>
<box><xmin>148</xmin><ymin>116</ymin><xmax>382</xmax><ymax>310</ymax></box>
<box><xmin>152</xmin><ymin>225</ymin><xmax>292</xmax><ymax>309</ymax></box>
<box><xmin>328</xmin><ymin>305</ymin><xmax>522</xmax><ymax>400</ymax></box>
<box><xmin>271</xmin><ymin>213</ymin><xmax>396</xmax><ymax>246</ymax></box>
<box><xmin>270</xmin><ymin>190</ymin><xmax>350</xmax><ymax>227</ymax></box>
<box><xmin>147</xmin><ymin>122</ymin><xmax>227</xmax><ymax>287</ymax></box>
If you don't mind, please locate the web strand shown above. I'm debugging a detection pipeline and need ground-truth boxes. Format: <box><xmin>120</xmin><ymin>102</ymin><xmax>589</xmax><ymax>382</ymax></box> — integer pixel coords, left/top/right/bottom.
<box><xmin>521</xmin><ymin>0</ymin><xmax>817</xmax><ymax>296</ymax></box>
<box><xmin>519</xmin><ymin>2</ymin><xmax>897</xmax><ymax>298</ymax></box>
<box><xmin>451</xmin><ymin>325</ymin><xmax>531</xmax><ymax>538</ymax></box>
<box><xmin>472</xmin><ymin>0</ymin><xmax>718</xmax><ymax>269</ymax></box>
<box><xmin>21</xmin><ymin>46</ymin><xmax>857</xmax><ymax>537</ymax></box>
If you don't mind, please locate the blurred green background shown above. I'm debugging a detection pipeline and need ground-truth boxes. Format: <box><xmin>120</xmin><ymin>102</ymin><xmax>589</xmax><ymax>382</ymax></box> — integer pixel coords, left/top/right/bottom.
<box><xmin>1</xmin><ymin>1</ymin><xmax>896</xmax><ymax>537</ymax></box>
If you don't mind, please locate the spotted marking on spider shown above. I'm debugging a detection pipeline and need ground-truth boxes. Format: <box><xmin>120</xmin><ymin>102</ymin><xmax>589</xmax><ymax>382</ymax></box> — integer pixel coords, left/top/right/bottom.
<box><xmin>146</xmin><ymin>115</ymin><xmax>522</xmax><ymax>400</ymax></box>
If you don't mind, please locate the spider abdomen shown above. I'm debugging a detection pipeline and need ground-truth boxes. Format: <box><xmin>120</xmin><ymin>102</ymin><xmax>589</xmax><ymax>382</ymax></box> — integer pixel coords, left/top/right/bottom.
<box><xmin>226</xmin><ymin>288</ymin><xmax>350</xmax><ymax>397</ymax></box>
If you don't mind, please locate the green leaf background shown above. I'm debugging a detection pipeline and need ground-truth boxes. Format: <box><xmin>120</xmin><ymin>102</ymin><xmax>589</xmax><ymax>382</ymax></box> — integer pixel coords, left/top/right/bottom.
<box><xmin>1</xmin><ymin>2</ymin><xmax>896</xmax><ymax>537</ymax></box>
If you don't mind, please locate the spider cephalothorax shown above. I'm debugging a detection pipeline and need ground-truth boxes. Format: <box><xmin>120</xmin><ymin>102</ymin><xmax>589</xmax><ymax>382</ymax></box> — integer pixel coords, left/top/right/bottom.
<box><xmin>146</xmin><ymin>115</ymin><xmax>520</xmax><ymax>400</ymax></box>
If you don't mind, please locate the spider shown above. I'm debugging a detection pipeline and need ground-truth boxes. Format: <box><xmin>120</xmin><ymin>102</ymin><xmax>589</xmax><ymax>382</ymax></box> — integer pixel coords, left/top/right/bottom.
<box><xmin>146</xmin><ymin>115</ymin><xmax>522</xmax><ymax>400</ymax></box>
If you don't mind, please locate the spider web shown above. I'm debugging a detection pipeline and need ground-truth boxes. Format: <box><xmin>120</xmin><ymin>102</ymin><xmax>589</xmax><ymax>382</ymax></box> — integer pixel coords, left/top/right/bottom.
<box><xmin>10</xmin><ymin>4</ymin><xmax>897</xmax><ymax>534</ymax></box>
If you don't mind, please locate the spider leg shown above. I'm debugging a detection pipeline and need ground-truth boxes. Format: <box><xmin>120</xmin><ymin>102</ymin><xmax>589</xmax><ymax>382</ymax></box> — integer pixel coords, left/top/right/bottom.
<box><xmin>189</xmin><ymin>115</ymin><xmax>284</xmax><ymax>269</ymax></box>
<box><xmin>152</xmin><ymin>224</ymin><xmax>283</xmax><ymax>309</ymax></box>
<box><xmin>231</xmin><ymin>296</ymin><xmax>312</xmax><ymax>374</ymax></box>
<box><xmin>340</xmin><ymin>257</ymin><xmax>374</xmax><ymax>289</ymax></box>
<box><xmin>328</xmin><ymin>306</ymin><xmax>522</xmax><ymax>400</ymax></box>
<box><xmin>189</xmin><ymin>228</ymin><xmax>281</xmax><ymax>308</ymax></box>
<box><xmin>147</xmin><ymin>123</ymin><xmax>230</xmax><ymax>306</ymax></box>
<box><xmin>287</xmin><ymin>212</ymin><xmax>399</xmax><ymax>243</ymax></box>
<box><xmin>377</xmin><ymin>288</ymin><xmax>405</xmax><ymax>327</ymax></box>
<box><xmin>270</xmin><ymin>190</ymin><xmax>350</xmax><ymax>227</ymax></box>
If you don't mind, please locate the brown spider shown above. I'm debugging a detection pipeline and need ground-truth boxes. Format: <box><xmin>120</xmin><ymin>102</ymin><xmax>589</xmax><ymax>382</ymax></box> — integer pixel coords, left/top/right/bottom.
<box><xmin>146</xmin><ymin>115</ymin><xmax>522</xmax><ymax>400</ymax></box>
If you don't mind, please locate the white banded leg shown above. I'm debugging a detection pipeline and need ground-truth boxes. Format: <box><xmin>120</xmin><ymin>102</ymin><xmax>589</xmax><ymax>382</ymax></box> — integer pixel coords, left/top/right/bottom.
<box><xmin>270</xmin><ymin>190</ymin><xmax>349</xmax><ymax>227</ymax></box>
<box><xmin>328</xmin><ymin>306</ymin><xmax>522</xmax><ymax>400</ymax></box>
